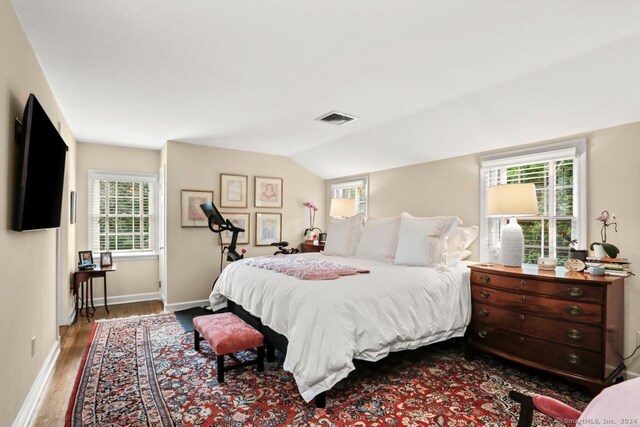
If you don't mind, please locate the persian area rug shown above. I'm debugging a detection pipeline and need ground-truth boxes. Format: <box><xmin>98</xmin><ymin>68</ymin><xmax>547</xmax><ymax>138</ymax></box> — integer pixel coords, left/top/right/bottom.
<box><xmin>66</xmin><ymin>314</ymin><xmax>589</xmax><ymax>426</ymax></box>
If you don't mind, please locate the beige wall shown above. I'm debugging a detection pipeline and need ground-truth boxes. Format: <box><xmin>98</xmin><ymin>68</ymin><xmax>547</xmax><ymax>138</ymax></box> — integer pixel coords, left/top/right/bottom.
<box><xmin>164</xmin><ymin>141</ymin><xmax>325</xmax><ymax>306</ymax></box>
<box><xmin>75</xmin><ymin>142</ymin><xmax>160</xmax><ymax>301</ymax></box>
<box><xmin>0</xmin><ymin>1</ymin><xmax>77</xmax><ymax>425</ymax></box>
<box><xmin>329</xmin><ymin>121</ymin><xmax>640</xmax><ymax>376</ymax></box>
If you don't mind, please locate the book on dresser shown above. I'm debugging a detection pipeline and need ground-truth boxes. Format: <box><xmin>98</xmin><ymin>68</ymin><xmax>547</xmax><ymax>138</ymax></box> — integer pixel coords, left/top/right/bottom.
<box><xmin>465</xmin><ymin>263</ymin><xmax>625</xmax><ymax>395</ymax></box>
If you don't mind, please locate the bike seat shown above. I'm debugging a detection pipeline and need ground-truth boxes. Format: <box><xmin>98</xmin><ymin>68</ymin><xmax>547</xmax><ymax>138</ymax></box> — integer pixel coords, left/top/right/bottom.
<box><xmin>270</xmin><ymin>241</ymin><xmax>289</xmax><ymax>247</ymax></box>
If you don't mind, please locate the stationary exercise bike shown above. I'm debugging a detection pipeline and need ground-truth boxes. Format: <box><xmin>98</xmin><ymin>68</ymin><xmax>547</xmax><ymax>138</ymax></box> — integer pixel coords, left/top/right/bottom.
<box><xmin>270</xmin><ymin>241</ymin><xmax>299</xmax><ymax>255</ymax></box>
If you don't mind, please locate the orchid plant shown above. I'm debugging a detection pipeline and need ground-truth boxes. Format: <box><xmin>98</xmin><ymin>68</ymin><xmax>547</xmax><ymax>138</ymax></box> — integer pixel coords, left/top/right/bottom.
<box><xmin>303</xmin><ymin>201</ymin><xmax>322</xmax><ymax>238</ymax></box>
<box><xmin>590</xmin><ymin>210</ymin><xmax>619</xmax><ymax>258</ymax></box>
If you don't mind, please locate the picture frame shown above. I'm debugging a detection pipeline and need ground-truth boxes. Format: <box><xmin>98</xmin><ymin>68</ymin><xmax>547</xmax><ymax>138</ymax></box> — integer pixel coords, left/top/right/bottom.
<box><xmin>220</xmin><ymin>212</ymin><xmax>250</xmax><ymax>245</ymax></box>
<box><xmin>70</xmin><ymin>191</ymin><xmax>77</xmax><ymax>224</ymax></box>
<box><xmin>100</xmin><ymin>251</ymin><xmax>113</xmax><ymax>268</ymax></box>
<box><xmin>220</xmin><ymin>174</ymin><xmax>248</xmax><ymax>208</ymax></box>
<box><xmin>255</xmin><ymin>212</ymin><xmax>282</xmax><ymax>246</ymax></box>
<box><xmin>254</xmin><ymin>176</ymin><xmax>283</xmax><ymax>208</ymax></box>
<box><xmin>78</xmin><ymin>250</ymin><xmax>93</xmax><ymax>266</ymax></box>
<box><xmin>181</xmin><ymin>189</ymin><xmax>214</xmax><ymax>227</ymax></box>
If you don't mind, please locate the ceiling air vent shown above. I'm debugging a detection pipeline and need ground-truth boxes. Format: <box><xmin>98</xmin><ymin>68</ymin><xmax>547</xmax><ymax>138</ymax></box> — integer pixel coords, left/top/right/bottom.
<box><xmin>316</xmin><ymin>111</ymin><xmax>358</xmax><ymax>126</ymax></box>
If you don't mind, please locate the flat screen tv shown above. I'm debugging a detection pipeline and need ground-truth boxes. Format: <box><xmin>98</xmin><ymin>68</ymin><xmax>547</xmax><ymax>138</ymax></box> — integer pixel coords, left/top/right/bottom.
<box><xmin>13</xmin><ymin>94</ymin><xmax>68</xmax><ymax>231</ymax></box>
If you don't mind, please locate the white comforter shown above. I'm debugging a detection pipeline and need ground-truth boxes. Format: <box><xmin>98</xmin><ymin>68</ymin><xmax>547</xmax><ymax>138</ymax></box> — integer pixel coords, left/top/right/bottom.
<box><xmin>209</xmin><ymin>253</ymin><xmax>472</xmax><ymax>402</ymax></box>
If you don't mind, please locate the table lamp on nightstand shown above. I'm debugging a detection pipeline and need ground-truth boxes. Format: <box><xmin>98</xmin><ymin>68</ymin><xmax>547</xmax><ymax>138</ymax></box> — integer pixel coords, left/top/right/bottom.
<box><xmin>487</xmin><ymin>183</ymin><xmax>538</xmax><ymax>267</ymax></box>
<box><xmin>329</xmin><ymin>198</ymin><xmax>358</xmax><ymax>218</ymax></box>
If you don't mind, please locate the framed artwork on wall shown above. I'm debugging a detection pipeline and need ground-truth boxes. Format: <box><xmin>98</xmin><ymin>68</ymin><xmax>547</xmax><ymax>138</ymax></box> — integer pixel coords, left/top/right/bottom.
<box><xmin>181</xmin><ymin>189</ymin><xmax>214</xmax><ymax>227</ymax></box>
<box><xmin>254</xmin><ymin>176</ymin><xmax>283</xmax><ymax>208</ymax></box>
<box><xmin>255</xmin><ymin>212</ymin><xmax>282</xmax><ymax>246</ymax></box>
<box><xmin>221</xmin><ymin>212</ymin><xmax>250</xmax><ymax>245</ymax></box>
<box><xmin>220</xmin><ymin>174</ymin><xmax>248</xmax><ymax>208</ymax></box>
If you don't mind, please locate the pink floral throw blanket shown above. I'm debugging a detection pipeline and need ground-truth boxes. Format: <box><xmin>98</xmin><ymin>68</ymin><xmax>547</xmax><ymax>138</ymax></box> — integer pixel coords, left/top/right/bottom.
<box><xmin>245</xmin><ymin>255</ymin><xmax>370</xmax><ymax>280</ymax></box>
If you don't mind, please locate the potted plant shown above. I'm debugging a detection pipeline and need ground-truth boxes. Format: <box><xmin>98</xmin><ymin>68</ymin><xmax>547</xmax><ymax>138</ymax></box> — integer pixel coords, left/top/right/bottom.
<box><xmin>303</xmin><ymin>201</ymin><xmax>322</xmax><ymax>241</ymax></box>
<box><xmin>590</xmin><ymin>210</ymin><xmax>619</xmax><ymax>259</ymax></box>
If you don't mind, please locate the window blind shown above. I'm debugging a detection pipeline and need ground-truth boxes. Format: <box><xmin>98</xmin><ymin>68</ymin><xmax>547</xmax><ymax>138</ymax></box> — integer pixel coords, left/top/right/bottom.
<box><xmin>89</xmin><ymin>171</ymin><xmax>157</xmax><ymax>254</ymax></box>
<box><xmin>330</xmin><ymin>176</ymin><xmax>368</xmax><ymax>216</ymax></box>
<box><xmin>480</xmin><ymin>142</ymin><xmax>585</xmax><ymax>264</ymax></box>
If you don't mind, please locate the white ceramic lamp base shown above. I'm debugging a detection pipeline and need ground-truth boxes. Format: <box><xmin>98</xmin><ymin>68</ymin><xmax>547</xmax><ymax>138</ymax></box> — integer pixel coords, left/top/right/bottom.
<box><xmin>501</xmin><ymin>217</ymin><xmax>525</xmax><ymax>267</ymax></box>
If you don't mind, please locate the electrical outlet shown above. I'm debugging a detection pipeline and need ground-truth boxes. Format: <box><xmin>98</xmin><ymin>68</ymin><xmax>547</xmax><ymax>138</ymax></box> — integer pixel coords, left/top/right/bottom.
<box><xmin>31</xmin><ymin>336</ymin><xmax>36</xmax><ymax>357</ymax></box>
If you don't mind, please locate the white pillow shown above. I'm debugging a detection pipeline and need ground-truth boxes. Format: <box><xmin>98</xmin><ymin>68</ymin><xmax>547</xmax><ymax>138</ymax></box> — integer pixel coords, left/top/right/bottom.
<box><xmin>461</xmin><ymin>249</ymin><xmax>472</xmax><ymax>260</ymax></box>
<box><xmin>355</xmin><ymin>216</ymin><xmax>401</xmax><ymax>262</ymax></box>
<box><xmin>323</xmin><ymin>213</ymin><xmax>365</xmax><ymax>257</ymax></box>
<box><xmin>447</xmin><ymin>225</ymin><xmax>479</xmax><ymax>266</ymax></box>
<box><xmin>394</xmin><ymin>213</ymin><xmax>462</xmax><ymax>267</ymax></box>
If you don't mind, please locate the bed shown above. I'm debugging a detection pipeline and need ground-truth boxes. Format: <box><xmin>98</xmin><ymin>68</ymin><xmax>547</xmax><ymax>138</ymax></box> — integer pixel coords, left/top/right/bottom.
<box><xmin>208</xmin><ymin>252</ymin><xmax>472</xmax><ymax>406</ymax></box>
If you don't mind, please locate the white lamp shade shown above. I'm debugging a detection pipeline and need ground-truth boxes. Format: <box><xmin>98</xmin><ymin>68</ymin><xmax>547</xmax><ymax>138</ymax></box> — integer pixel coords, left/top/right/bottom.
<box><xmin>487</xmin><ymin>184</ymin><xmax>538</xmax><ymax>216</ymax></box>
<box><xmin>330</xmin><ymin>198</ymin><xmax>357</xmax><ymax>217</ymax></box>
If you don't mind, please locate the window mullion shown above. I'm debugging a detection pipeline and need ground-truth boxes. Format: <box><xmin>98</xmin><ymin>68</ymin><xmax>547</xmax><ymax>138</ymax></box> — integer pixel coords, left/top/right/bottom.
<box><xmin>548</xmin><ymin>160</ymin><xmax>557</xmax><ymax>258</ymax></box>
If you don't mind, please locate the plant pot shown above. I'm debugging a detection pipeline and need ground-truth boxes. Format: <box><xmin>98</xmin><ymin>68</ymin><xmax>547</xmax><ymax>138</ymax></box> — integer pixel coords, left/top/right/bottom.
<box><xmin>569</xmin><ymin>250</ymin><xmax>588</xmax><ymax>262</ymax></box>
<box><xmin>593</xmin><ymin>244</ymin><xmax>608</xmax><ymax>259</ymax></box>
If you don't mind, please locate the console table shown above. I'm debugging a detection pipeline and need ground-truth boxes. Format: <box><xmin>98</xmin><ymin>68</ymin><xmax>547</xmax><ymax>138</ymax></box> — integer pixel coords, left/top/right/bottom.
<box><xmin>73</xmin><ymin>264</ymin><xmax>117</xmax><ymax>323</ymax></box>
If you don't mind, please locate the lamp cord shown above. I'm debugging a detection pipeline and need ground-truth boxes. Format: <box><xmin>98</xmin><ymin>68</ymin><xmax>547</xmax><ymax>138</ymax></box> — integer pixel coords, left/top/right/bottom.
<box><xmin>623</xmin><ymin>344</ymin><xmax>640</xmax><ymax>361</ymax></box>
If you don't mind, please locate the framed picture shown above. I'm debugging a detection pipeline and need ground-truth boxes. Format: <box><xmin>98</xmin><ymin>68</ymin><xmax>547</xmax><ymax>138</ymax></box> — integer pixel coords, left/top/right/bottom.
<box><xmin>78</xmin><ymin>250</ymin><xmax>93</xmax><ymax>266</ymax></box>
<box><xmin>220</xmin><ymin>174</ymin><xmax>248</xmax><ymax>208</ymax></box>
<box><xmin>255</xmin><ymin>212</ymin><xmax>282</xmax><ymax>246</ymax></box>
<box><xmin>181</xmin><ymin>190</ymin><xmax>214</xmax><ymax>227</ymax></box>
<box><xmin>220</xmin><ymin>213</ymin><xmax>250</xmax><ymax>245</ymax></box>
<box><xmin>70</xmin><ymin>191</ymin><xmax>77</xmax><ymax>224</ymax></box>
<box><xmin>100</xmin><ymin>252</ymin><xmax>113</xmax><ymax>268</ymax></box>
<box><xmin>254</xmin><ymin>176</ymin><xmax>283</xmax><ymax>208</ymax></box>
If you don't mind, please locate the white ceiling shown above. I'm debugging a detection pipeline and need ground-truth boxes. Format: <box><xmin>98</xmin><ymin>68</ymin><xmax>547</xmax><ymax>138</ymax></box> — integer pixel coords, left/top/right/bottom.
<box><xmin>12</xmin><ymin>1</ymin><xmax>640</xmax><ymax>178</ymax></box>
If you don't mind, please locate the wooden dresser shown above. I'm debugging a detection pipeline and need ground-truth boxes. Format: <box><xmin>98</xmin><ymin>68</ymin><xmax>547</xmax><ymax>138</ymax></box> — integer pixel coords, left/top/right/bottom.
<box><xmin>466</xmin><ymin>264</ymin><xmax>625</xmax><ymax>393</ymax></box>
<box><xmin>300</xmin><ymin>241</ymin><xmax>325</xmax><ymax>253</ymax></box>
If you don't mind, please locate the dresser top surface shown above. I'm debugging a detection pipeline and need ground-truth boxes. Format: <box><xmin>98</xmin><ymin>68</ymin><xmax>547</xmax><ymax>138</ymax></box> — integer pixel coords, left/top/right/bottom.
<box><xmin>469</xmin><ymin>263</ymin><xmax>622</xmax><ymax>284</ymax></box>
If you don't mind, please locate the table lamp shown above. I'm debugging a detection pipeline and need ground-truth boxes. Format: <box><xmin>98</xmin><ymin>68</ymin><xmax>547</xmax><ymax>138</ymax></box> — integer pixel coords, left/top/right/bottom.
<box><xmin>487</xmin><ymin>183</ymin><xmax>538</xmax><ymax>267</ymax></box>
<box><xmin>329</xmin><ymin>198</ymin><xmax>357</xmax><ymax>218</ymax></box>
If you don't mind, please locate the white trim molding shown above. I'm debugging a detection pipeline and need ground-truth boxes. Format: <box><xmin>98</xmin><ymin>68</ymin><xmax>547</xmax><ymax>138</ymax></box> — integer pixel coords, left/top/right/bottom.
<box><xmin>164</xmin><ymin>299</ymin><xmax>210</xmax><ymax>312</ymax></box>
<box><xmin>12</xmin><ymin>340</ymin><xmax>60</xmax><ymax>427</ymax></box>
<box><xmin>91</xmin><ymin>292</ymin><xmax>161</xmax><ymax>307</ymax></box>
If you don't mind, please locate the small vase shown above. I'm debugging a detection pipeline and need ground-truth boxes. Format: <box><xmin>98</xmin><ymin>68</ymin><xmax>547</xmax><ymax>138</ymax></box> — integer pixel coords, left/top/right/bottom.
<box><xmin>304</xmin><ymin>230</ymin><xmax>314</xmax><ymax>242</ymax></box>
<box><xmin>593</xmin><ymin>244</ymin><xmax>607</xmax><ymax>259</ymax></box>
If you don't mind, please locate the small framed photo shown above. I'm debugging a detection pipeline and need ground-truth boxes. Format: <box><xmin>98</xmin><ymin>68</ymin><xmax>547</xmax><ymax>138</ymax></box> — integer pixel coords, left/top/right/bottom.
<box><xmin>181</xmin><ymin>189</ymin><xmax>214</xmax><ymax>227</ymax></box>
<box><xmin>254</xmin><ymin>176</ymin><xmax>283</xmax><ymax>208</ymax></box>
<box><xmin>100</xmin><ymin>252</ymin><xmax>113</xmax><ymax>268</ymax></box>
<box><xmin>220</xmin><ymin>174</ymin><xmax>248</xmax><ymax>208</ymax></box>
<box><xmin>221</xmin><ymin>213</ymin><xmax>250</xmax><ymax>245</ymax></box>
<box><xmin>78</xmin><ymin>250</ymin><xmax>93</xmax><ymax>266</ymax></box>
<box><xmin>255</xmin><ymin>212</ymin><xmax>282</xmax><ymax>246</ymax></box>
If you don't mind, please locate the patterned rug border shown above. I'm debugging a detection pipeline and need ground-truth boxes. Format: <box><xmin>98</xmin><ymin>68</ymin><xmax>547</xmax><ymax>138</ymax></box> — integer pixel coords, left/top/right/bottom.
<box><xmin>94</xmin><ymin>312</ymin><xmax>174</xmax><ymax>323</ymax></box>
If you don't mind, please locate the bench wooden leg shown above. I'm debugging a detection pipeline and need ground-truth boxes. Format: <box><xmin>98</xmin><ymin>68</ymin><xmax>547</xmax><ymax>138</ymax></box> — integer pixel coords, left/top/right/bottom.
<box><xmin>194</xmin><ymin>329</ymin><xmax>200</xmax><ymax>351</ymax></box>
<box><xmin>217</xmin><ymin>355</ymin><xmax>225</xmax><ymax>383</ymax></box>
<box><xmin>257</xmin><ymin>346</ymin><xmax>265</xmax><ymax>372</ymax></box>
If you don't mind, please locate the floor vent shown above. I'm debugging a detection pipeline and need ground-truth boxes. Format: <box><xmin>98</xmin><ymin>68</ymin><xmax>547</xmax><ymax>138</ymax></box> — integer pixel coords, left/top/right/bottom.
<box><xmin>316</xmin><ymin>111</ymin><xmax>358</xmax><ymax>125</ymax></box>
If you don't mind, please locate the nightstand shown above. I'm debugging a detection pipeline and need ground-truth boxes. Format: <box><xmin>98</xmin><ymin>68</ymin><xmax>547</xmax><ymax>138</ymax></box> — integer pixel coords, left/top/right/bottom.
<box><xmin>466</xmin><ymin>264</ymin><xmax>625</xmax><ymax>394</ymax></box>
<box><xmin>301</xmin><ymin>241</ymin><xmax>324</xmax><ymax>253</ymax></box>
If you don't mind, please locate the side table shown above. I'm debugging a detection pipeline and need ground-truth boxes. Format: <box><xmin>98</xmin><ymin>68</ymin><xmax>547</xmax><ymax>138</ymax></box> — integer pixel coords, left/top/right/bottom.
<box><xmin>73</xmin><ymin>264</ymin><xmax>117</xmax><ymax>323</ymax></box>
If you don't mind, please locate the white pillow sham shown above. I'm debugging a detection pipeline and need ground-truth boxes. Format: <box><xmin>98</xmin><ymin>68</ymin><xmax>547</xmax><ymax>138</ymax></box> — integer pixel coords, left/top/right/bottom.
<box><xmin>447</xmin><ymin>225</ymin><xmax>479</xmax><ymax>266</ymax></box>
<box><xmin>355</xmin><ymin>216</ymin><xmax>401</xmax><ymax>262</ymax></box>
<box><xmin>394</xmin><ymin>213</ymin><xmax>462</xmax><ymax>267</ymax></box>
<box><xmin>323</xmin><ymin>213</ymin><xmax>365</xmax><ymax>257</ymax></box>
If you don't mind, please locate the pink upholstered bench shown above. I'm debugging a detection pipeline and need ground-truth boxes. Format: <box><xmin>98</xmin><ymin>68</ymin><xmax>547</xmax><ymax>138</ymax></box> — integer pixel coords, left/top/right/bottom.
<box><xmin>193</xmin><ymin>313</ymin><xmax>264</xmax><ymax>383</ymax></box>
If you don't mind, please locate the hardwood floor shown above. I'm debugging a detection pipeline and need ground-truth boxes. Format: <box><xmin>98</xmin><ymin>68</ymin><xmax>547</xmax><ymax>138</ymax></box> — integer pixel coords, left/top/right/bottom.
<box><xmin>32</xmin><ymin>300</ymin><xmax>164</xmax><ymax>427</ymax></box>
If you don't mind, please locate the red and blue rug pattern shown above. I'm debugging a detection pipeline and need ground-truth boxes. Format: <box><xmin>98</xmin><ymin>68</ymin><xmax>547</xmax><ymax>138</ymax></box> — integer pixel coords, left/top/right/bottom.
<box><xmin>66</xmin><ymin>314</ymin><xmax>589</xmax><ymax>426</ymax></box>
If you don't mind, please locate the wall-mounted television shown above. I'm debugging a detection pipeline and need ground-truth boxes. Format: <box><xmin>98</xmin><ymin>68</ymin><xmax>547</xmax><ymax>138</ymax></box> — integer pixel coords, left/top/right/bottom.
<box><xmin>13</xmin><ymin>94</ymin><xmax>68</xmax><ymax>231</ymax></box>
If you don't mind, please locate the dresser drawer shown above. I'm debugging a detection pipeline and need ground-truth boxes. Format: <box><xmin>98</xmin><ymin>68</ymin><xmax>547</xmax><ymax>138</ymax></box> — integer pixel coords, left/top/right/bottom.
<box><xmin>471</xmin><ymin>271</ymin><xmax>604</xmax><ymax>303</ymax></box>
<box><xmin>468</xmin><ymin>323</ymin><xmax>602</xmax><ymax>379</ymax></box>
<box><xmin>472</xmin><ymin>286</ymin><xmax>602</xmax><ymax>324</ymax></box>
<box><xmin>471</xmin><ymin>303</ymin><xmax>602</xmax><ymax>351</ymax></box>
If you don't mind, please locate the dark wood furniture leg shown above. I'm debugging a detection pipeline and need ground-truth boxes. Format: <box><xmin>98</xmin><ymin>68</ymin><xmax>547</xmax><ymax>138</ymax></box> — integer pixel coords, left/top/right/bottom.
<box><xmin>509</xmin><ymin>391</ymin><xmax>535</xmax><ymax>427</ymax></box>
<box><xmin>266</xmin><ymin>343</ymin><xmax>275</xmax><ymax>362</ymax></box>
<box><xmin>89</xmin><ymin>277</ymin><xmax>95</xmax><ymax>311</ymax></box>
<box><xmin>103</xmin><ymin>273</ymin><xmax>109</xmax><ymax>313</ymax></box>
<box><xmin>257</xmin><ymin>346</ymin><xmax>265</xmax><ymax>372</ymax></box>
<box><xmin>217</xmin><ymin>355</ymin><xmax>225</xmax><ymax>383</ymax></box>
<box><xmin>314</xmin><ymin>392</ymin><xmax>326</xmax><ymax>408</ymax></box>
<box><xmin>194</xmin><ymin>329</ymin><xmax>201</xmax><ymax>351</ymax></box>
<box><xmin>73</xmin><ymin>280</ymin><xmax>79</xmax><ymax>324</ymax></box>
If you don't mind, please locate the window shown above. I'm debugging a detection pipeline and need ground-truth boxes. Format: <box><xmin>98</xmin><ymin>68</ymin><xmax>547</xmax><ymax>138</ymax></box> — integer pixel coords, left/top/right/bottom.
<box><xmin>480</xmin><ymin>141</ymin><xmax>586</xmax><ymax>264</ymax></box>
<box><xmin>330</xmin><ymin>176</ymin><xmax>368</xmax><ymax>216</ymax></box>
<box><xmin>89</xmin><ymin>171</ymin><xmax>157</xmax><ymax>257</ymax></box>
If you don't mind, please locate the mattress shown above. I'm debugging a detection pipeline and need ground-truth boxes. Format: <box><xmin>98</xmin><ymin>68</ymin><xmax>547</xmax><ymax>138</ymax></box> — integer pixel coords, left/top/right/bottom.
<box><xmin>209</xmin><ymin>253</ymin><xmax>472</xmax><ymax>402</ymax></box>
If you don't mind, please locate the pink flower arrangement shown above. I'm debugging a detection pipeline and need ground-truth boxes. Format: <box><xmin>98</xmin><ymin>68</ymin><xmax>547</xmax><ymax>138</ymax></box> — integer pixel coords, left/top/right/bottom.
<box><xmin>595</xmin><ymin>210</ymin><xmax>617</xmax><ymax>242</ymax></box>
<box><xmin>303</xmin><ymin>201</ymin><xmax>321</xmax><ymax>237</ymax></box>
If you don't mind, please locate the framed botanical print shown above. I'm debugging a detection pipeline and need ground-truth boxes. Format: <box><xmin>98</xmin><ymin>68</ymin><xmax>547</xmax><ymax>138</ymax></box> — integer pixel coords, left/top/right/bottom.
<box><xmin>255</xmin><ymin>212</ymin><xmax>282</xmax><ymax>246</ymax></box>
<box><xmin>221</xmin><ymin>212</ymin><xmax>250</xmax><ymax>245</ymax></box>
<box><xmin>181</xmin><ymin>189</ymin><xmax>214</xmax><ymax>227</ymax></box>
<box><xmin>254</xmin><ymin>176</ymin><xmax>283</xmax><ymax>208</ymax></box>
<box><xmin>220</xmin><ymin>174</ymin><xmax>248</xmax><ymax>208</ymax></box>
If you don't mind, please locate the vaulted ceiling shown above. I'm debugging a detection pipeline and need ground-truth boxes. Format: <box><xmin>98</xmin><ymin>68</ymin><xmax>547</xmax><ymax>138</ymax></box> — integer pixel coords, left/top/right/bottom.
<box><xmin>12</xmin><ymin>1</ymin><xmax>640</xmax><ymax>178</ymax></box>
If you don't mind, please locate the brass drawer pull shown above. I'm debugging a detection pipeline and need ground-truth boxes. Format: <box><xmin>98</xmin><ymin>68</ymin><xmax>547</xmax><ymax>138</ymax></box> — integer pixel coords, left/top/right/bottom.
<box><xmin>566</xmin><ymin>354</ymin><xmax>582</xmax><ymax>366</ymax></box>
<box><xmin>520</xmin><ymin>295</ymin><xmax>527</xmax><ymax>302</ymax></box>
<box><xmin>519</xmin><ymin>337</ymin><xmax>525</xmax><ymax>343</ymax></box>
<box><xmin>478</xmin><ymin>330</ymin><xmax>488</xmax><ymax>339</ymax></box>
<box><xmin>566</xmin><ymin>305</ymin><xmax>584</xmax><ymax>316</ymax></box>
<box><xmin>520</xmin><ymin>280</ymin><xmax>526</xmax><ymax>286</ymax></box>
<box><xmin>479</xmin><ymin>309</ymin><xmax>489</xmax><ymax>318</ymax></box>
<box><xmin>480</xmin><ymin>290</ymin><xmax>490</xmax><ymax>299</ymax></box>
<box><xmin>519</xmin><ymin>314</ymin><xmax>525</xmax><ymax>321</ymax></box>
<box><xmin>567</xmin><ymin>329</ymin><xmax>583</xmax><ymax>341</ymax></box>
<box><xmin>567</xmin><ymin>287</ymin><xmax>584</xmax><ymax>298</ymax></box>
<box><xmin>480</xmin><ymin>274</ymin><xmax>490</xmax><ymax>283</ymax></box>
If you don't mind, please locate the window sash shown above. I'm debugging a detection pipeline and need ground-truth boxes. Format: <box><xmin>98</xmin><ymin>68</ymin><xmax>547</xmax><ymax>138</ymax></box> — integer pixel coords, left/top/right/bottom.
<box><xmin>330</xmin><ymin>176</ymin><xmax>368</xmax><ymax>216</ymax></box>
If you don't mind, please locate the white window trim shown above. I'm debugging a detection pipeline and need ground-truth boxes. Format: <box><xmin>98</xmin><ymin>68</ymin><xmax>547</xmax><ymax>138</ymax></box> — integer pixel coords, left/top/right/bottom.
<box><xmin>329</xmin><ymin>175</ymin><xmax>369</xmax><ymax>217</ymax></box>
<box><xmin>88</xmin><ymin>170</ymin><xmax>159</xmax><ymax>260</ymax></box>
<box><xmin>479</xmin><ymin>139</ymin><xmax>587</xmax><ymax>263</ymax></box>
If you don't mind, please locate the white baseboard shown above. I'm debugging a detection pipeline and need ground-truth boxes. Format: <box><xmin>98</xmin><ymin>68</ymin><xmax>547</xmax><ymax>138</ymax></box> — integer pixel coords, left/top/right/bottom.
<box><xmin>164</xmin><ymin>299</ymin><xmax>210</xmax><ymax>312</ymax></box>
<box><xmin>627</xmin><ymin>370</ymin><xmax>640</xmax><ymax>379</ymax></box>
<box><xmin>91</xmin><ymin>292</ymin><xmax>161</xmax><ymax>307</ymax></box>
<box><xmin>13</xmin><ymin>340</ymin><xmax>60</xmax><ymax>427</ymax></box>
<box><xmin>65</xmin><ymin>306</ymin><xmax>76</xmax><ymax>326</ymax></box>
